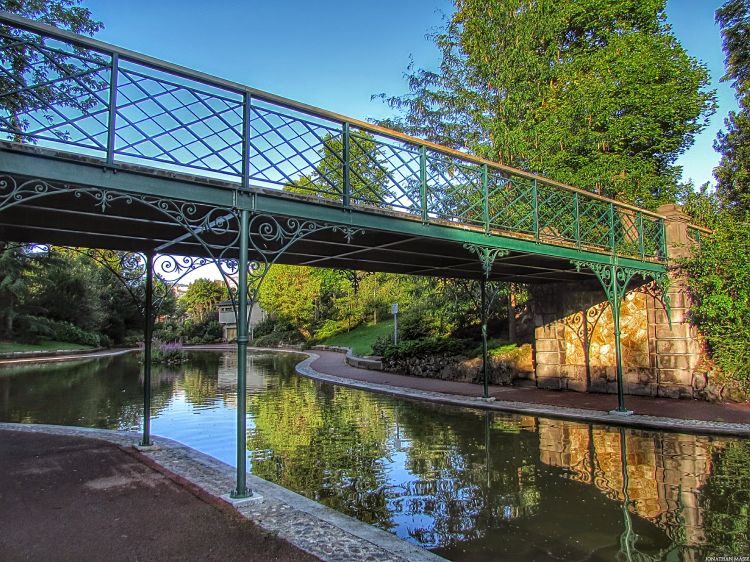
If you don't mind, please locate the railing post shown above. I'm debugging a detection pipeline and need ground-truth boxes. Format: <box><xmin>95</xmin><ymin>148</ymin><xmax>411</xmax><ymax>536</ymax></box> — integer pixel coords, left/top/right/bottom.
<box><xmin>637</xmin><ymin>212</ymin><xmax>645</xmax><ymax>259</ymax></box>
<box><xmin>420</xmin><ymin>145</ymin><xmax>428</xmax><ymax>223</ymax></box>
<box><xmin>608</xmin><ymin>203</ymin><xmax>616</xmax><ymax>254</ymax></box>
<box><xmin>532</xmin><ymin>180</ymin><xmax>539</xmax><ymax>242</ymax></box>
<box><xmin>342</xmin><ymin>122</ymin><xmax>351</xmax><ymax>208</ymax></box>
<box><xmin>106</xmin><ymin>53</ymin><xmax>119</xmax><ymax>166</ymax></box>
<box><xmin>573</xmin><ymin>191</ymin><xmax>581</xmax><ymax>250</ymax></box>
<box><xmin>241</xmin><ymin>93</ymin><xmax>252</xmax><ymax>189</ymax></box>
<box><xmin>482</xmin><ymin>163</ymin><xmax>489</xmax><ymax>233</ymax></box>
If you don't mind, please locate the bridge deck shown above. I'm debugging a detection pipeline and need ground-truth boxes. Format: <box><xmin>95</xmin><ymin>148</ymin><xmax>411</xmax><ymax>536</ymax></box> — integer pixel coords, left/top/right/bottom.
<box><xmin>1</xmin><ymin>144</ymin><xmax>658</xmax><ymax>283</ymax></box>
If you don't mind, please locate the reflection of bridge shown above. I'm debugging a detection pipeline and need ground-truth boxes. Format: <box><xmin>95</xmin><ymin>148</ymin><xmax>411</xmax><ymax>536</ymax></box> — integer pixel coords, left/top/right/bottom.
<box><xmin>0</xmin><ymin>12</ymin><xmax>707</xmax><ymax>498</ymax></box>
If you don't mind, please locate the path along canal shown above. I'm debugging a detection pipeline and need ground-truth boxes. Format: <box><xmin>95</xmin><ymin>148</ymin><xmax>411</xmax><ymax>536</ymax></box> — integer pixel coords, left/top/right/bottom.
<box><xmin>1</xmin><ymin>350</ymin><xmax>747</xmax><ymax>561</ymax></box>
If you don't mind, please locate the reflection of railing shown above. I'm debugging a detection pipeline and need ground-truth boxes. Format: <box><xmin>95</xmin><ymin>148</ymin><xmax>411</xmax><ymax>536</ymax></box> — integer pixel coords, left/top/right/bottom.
<box><xmin>0</xmin><ymin>12</ymin><xmax>673</xmax><ymax>261</ymax></box>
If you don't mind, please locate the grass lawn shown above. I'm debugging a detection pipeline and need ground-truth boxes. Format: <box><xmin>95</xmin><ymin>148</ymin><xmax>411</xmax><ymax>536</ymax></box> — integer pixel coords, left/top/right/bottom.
<box><xmin>0</xmin><ymin>340</ymin><xmax>94</xmax><ymax>353</ymax></box>
<box><xmin>319</xmin><ymin>319</ymin><xmax>395</xmax><ymax>356</ymax></box>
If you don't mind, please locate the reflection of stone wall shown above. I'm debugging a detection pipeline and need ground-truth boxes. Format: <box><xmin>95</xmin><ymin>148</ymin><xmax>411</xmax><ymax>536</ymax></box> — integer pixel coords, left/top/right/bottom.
<box><xmin>536</xmin><ymin>420</ymin><xmax>714</xmax><ymax>547</ymax></box>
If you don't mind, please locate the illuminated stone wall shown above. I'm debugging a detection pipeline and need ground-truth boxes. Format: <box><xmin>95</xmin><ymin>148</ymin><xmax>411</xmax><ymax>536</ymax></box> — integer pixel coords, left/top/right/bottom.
<box><xmin>531</xmin><ymin>204</ymin><xmax>707</xmax><ymax>399</ymax></box>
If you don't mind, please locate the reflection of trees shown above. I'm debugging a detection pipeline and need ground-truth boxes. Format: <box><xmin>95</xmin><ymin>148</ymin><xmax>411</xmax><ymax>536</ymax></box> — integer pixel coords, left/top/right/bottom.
<box><xmin>701</xmin><ymin>440</ymin><xmax>750</xmax><ymax>557</ymax></box>
<box><xmin>393</xmin><ymin>405</ymin><xmax>541</xmax><ymax>549</ymax></box>
<box><xmin>0</xmin><ymin>353</ymin><xmax>174</xmax><ymax>429</ymax></box>
<box><xmin>248</xmin><ymin>374</ymin><xmax>394</xmax><ymax>527</ymax></box>
<box><xmin>176</xmin><ymin>352</ymin><xmax>222</xmax><ymax>407</ymax></box>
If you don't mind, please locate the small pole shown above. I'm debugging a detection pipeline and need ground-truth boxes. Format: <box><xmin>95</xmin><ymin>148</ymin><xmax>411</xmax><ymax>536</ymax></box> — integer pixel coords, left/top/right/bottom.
<box><xmin>481</xmin><ymin>278</ymin><xmax>489</xmax><ymax>399</ymax></box>
<box><xmin>232</xmin><ymin>209</ymin><xmax>251</xmax><ymax>498</ymax></box>
<box><xmin>419</xmin><ymin>146</ymin><xmax>428</xmax><ymax>223</ymax></box>
<box><xmin>140</xmin><ymin>250</ymin><xmax>154</xmax><ymax>447</ymax></box>
<box><xmin>391</xmin><ymin>302</ymin><xmax>399</xmax><ymax>345</ymax></box>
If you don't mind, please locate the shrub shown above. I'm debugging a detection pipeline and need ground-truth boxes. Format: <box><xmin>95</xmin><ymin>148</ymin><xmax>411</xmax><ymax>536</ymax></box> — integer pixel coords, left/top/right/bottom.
<box><xmin>381</xmin><ymin>337</ymin><xmax>473</xmax><ymax>363</ymax></box>
<box><xmin>17</xmin><ymin>315</ymin><xmax>107</xmax><ymax>347</ymax></box>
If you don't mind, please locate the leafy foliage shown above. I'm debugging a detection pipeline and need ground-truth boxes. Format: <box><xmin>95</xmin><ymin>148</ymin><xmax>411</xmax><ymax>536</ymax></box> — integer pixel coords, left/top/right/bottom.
<box><xmin>684</xmin><ymin>215</ymin><xmax>750</xmax><ymax>383</ymax></box>
<box><xmin>380</xmin><ymin>336</ymin><xmax>473</xmax><ymax>363</ymax></box>
<box><xmin>0</xmin><ymin>245</ymin><xmax>143</xmax><ymax>345</ymax></box>
<box><xmin>378</xmin><ymin>0</ymin><xmax>715</xmax><ymax>208</ymax></box>
<box><xmin>714</xmin><ymin>0</ymin><xmax>750</xmax><ymax>216</ymax></box>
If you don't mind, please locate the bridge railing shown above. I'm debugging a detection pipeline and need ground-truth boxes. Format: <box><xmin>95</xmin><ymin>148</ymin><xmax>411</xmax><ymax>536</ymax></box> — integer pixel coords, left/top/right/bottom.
<box><xmin>0</xmin><ymin>12</ymin><xmax>669</xmax><ymax>261</ymax></box>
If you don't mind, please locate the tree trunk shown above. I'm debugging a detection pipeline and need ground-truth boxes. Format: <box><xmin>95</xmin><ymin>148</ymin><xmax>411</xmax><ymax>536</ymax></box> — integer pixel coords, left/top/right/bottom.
<box><xmin>507</xmin><ymin>288</ymin><xmax>516</xmax><ymax>343</ymax></box>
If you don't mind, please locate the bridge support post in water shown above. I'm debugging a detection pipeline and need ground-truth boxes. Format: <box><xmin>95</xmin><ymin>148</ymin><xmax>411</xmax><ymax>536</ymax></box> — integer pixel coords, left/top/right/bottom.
<box><xmin>572</xmin><ymin>260</ymin><xmax>669</xmax><ymax>414</ymax></box>
<box><xmin>232</xmin><ymin>209</ymin><xmax>252</xmax><ymax>499</ymax></box>
<box><xmin>140</xmin><ymin>251</ymin><xmax>154</xmax><ymax>447</ymax></box>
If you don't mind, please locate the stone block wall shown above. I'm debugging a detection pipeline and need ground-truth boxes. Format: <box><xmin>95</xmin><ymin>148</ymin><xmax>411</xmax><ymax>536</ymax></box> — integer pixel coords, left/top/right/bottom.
<box><xmin>529</xmin><ymin>203</ymin><xmax>712</xmax><ymax>399</ymax></box>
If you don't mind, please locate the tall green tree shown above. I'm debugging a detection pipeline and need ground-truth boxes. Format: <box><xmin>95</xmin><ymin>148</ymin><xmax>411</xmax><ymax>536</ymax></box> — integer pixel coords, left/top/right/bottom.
<box><xmin>0</xmin><ymin>242</ymin><xmax>31</xmax><ymax>336</ymax></box>
<box><xmin>714</xmin><ymin>0</ymin><xmax>750</xmax><ymax>215</ymax></box>
<box><xmin>179</xmin><ymin>278</ymin><xmax>225</xmax><ymax>323</ymax></box>
<box><xmin>379</xmin><ymin>0</ymin><xmax>715</xmax><ymax>208</ymax></box>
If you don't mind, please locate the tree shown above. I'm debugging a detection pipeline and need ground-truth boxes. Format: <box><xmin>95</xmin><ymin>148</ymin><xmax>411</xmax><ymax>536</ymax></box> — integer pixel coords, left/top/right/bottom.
<box><xmin>378</xmin><ymin>0</ymin><xmax>715</xmax><ymax>208</ymax></box>
<box><xmin>285</xmin><ymin>131</ymin><xmax>393</xmax><ymax>208</ymax></box>
<box><xmin>0</xmin><ymin>0</ymin><xmax>103</xmax><ymax>141</ymax></box>
<box><xmin>0</xmin><ymin>242</ymin><xmax>31</xmax><ymax>335</ymax></box>
<box><xmin>178</xmin><ymin>278</ymin><xmax>225</xmax><ymax>323</ymax></box>
<box><xmin>714</xmin><ymin>0</ymin><xmax>750</xmax><ymax>215</ymax></box>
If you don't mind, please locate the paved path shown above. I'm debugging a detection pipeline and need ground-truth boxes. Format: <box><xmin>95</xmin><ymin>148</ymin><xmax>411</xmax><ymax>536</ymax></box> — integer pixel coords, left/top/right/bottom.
<box><xmin>309</xmin><ymin>351</ymin><xmax>750</xmax><ymax>424</ymax></box>
<box><xmin>300</xmin><ymin>351</ymin><xmax>750</xmax><ymax>436</ymax></box>
<box><xmin>0</xmin><ymin>429</ymin><xmax>319</xmax><ymax>562</ymax></box>
<box><xmin>0</xmin><ymin>348</ymin><xmax>134</xmax><ymax>366</ymax></box>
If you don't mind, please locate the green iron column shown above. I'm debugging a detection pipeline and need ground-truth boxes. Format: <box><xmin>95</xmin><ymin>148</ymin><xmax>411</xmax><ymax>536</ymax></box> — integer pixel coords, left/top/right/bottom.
<box><xmin>609</xmin><ymin>265</ymin><xmax>628</xmax><ymax>413</ymax></box>
<box><xmin>140</xmin><ymin>250</ymin><xmax>154</xmax><ymax>446</ymax></box>
<box><xmin>232</xmin><ymin>209</ymin><xmax>251</xmax><ymax>499</ymax></box>
<box><xmin>481</xmin><ymin>277</ymin><xmax>489</xmax><ymax>399</ymax></box>
<box><xmin>572</xmin><ymin>260</ymin><xmax>669</xmax><ymax>415</ymax></box>
<box><xmin>464</xmin><ymin>244</ymin><xmax>509</xmax><ymax>400</ymax></box>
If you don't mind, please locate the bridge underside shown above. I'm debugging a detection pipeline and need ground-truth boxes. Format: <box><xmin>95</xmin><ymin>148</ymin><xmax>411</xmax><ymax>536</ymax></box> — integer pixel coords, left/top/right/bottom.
<box><xmin>0</xmin><ymin>147</ymin><xmax>660</xmax><ymax>285</ymax></box>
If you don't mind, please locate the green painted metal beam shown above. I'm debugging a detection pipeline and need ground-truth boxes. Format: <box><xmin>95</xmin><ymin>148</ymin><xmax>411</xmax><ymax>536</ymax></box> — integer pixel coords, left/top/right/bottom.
<box><xmin>0</xmin><ymin>148</ymin><xmax>667</xmax><ymax>275</ymax></box>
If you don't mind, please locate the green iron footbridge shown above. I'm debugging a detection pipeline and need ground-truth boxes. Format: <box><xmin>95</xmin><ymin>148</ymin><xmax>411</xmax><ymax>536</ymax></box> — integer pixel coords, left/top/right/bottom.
<box><xmin>0</xmin><ymin>12</ymin><xmax>707</xmax><ymax>499</ymax></box>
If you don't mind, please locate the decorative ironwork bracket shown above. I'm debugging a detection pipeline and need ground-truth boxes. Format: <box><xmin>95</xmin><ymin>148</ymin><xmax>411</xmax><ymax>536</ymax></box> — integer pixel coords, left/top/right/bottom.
<box><xmin>463</xmin><ymin>243</ymin><xmax>510</xmax><ymax>279</ymax></box>
<box><xmin>571</xmin><ymin>260</ymin><xmax>671</xmax><ymax>320</ymax></box>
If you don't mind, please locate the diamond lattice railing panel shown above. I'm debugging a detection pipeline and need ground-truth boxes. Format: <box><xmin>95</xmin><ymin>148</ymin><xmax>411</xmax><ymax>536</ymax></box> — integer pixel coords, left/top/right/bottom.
<box><xmin>0</xmin><ymin>29</ymin><xmax>111</xmax><ymax>152</ymax></box>
<box><xmin>641</xmin><ymin>215</ymin><xmax>666</xmax><ymax>260</ymax></box>
<box><xmin>487</xmin><ymin>171</ymin><xmax>535</xmax><ymax>234</ymax></box>
<box><xmin>613</xmin><ymin>208</ymin><xmax>641</xmax><ymax>257</ymax></box>
<box><xmin>348</xmin><ymin>130</ymin><xmax>421</xmax><ymax>214</ymax></box>
<box><xmin>114</xmin><ymin>65</ymin><xmax>244</xmax><ymax>178</ymax></box>
<box><xmin>424</xmin><ymin>150</ymin><xmax>483</xmax><ymax>224</ymax></box>
<box><xmin>537</xmin><ymin>184</ymin><xmax>577</xmax><ymax>242</ymax></box>
<box><xmin>578</xmin><ymin>197</ymin><xmax>613</xmax><ymax>251</ymax></box>
<box><xmin>249</xmin><ymin>103</ymin><xmax>343</xmax><ymax>198</ymax></box>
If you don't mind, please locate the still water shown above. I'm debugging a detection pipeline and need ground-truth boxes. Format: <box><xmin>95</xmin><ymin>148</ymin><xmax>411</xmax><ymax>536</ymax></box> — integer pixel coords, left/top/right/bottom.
<box><xmin>1</xmin><ymin>351</ymin><xmax>748</xmax><ymax>561</ymax></box>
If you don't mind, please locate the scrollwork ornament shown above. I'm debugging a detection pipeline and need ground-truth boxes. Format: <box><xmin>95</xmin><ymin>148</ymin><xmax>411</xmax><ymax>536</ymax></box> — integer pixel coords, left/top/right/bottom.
<box><xmin>463</xmin><ymin>243</ymin><xmax>511</xmax><ymax>278</ymax></box>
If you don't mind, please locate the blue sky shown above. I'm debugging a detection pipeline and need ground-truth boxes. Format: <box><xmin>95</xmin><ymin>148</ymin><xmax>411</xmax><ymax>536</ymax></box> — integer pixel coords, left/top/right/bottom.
<box><xmin>87</xmin><ymin>0</ymin><xmax>738</xmax><ymax>190</ymax></box>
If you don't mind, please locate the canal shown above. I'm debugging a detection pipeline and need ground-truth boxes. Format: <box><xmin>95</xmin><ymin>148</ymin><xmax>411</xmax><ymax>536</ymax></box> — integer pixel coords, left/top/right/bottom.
<box><xmin>1</xmin><ymin>350</ymin><xmax>747</xmax><ymax>561</ymax></box>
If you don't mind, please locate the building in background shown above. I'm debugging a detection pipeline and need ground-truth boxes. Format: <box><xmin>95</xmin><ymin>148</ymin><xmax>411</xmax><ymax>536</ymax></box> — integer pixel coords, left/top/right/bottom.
<box><xmin>217</xmin><ymin>301</ymin><xmax>267</xmax><ymax>342</ymax></box>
